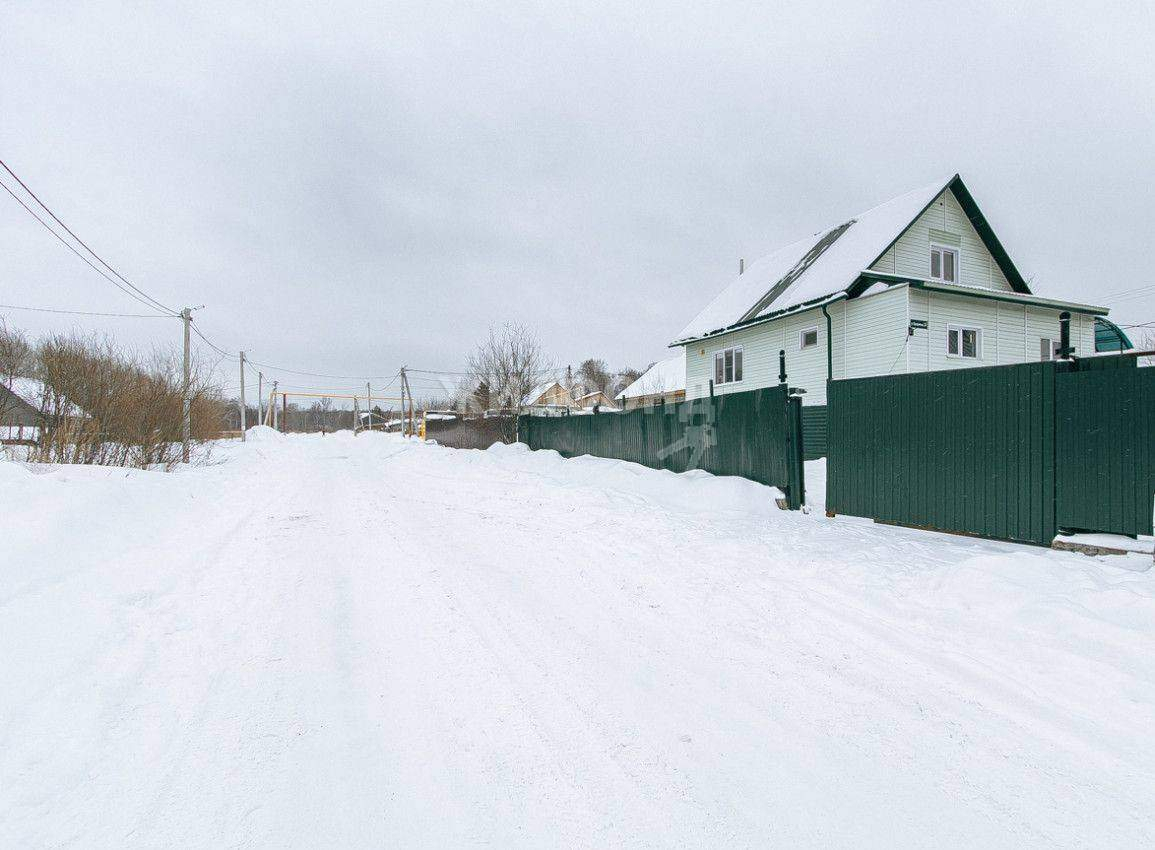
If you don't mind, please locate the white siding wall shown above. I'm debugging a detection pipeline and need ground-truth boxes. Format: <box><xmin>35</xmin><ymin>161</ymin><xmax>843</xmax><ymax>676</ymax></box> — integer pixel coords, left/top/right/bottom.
<box><xmin>870</xmin><ymin>189</ymin><xmax>1014</xmax><ymax>292</ymax></box>
<box><xmin>682</xmin><ymin>289</ymin><xmax>1102</xmax><ymax>403</ymax></box>
<box><xmin>683</xmin><ymin>306</ymin><xmax>832</xmax><ymax>404</ymax></box>
<box><xmin>839</xmin><ymin>287</ymin><xmax>910</xmax><ymax>379</ymax></box>
<box><xmin>908</xmin><ymin>288</ymin><xmax>1099</xmax><ymax>370</ymax></box>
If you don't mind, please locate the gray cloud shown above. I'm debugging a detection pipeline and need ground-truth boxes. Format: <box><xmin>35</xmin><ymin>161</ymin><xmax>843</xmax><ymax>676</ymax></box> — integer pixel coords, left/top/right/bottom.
<box><xmin>2</xmin><ymin>0</ymin><xmax>1153</xmax><ymax>397</ymax></box>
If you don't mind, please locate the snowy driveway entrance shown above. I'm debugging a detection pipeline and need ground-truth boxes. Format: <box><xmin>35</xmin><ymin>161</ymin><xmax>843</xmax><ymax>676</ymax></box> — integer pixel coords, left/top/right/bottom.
<box><xmin>2</xmin><ymin>432</ymin><xmax>1153</xmax><ymax>848</ymax></box>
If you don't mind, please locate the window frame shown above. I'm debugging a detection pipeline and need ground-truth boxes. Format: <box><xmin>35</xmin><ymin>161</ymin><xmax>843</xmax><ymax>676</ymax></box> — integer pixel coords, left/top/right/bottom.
<box><xmin>946</xmin><ymin>324</ymin><xmax>982</xmax><ymax>360</ymax></box>
<box><xmin>930</xmin><ymin>243</ymin><xmax>960</xmax><ymax>284</ymax></box>
<box><xmin>713</xmin><ymin>345</ymin><xmax>744</xmax><ymax>386</ymax></box>
<box><xmin>1039</xmin><ymin>337</ymin><xmax>1062</xmax><ymax>361</ymax></box>
<box><xmin>799</xmin><ymin>326</ymin><xmax>819</xmax><ymax>351</ymax></box>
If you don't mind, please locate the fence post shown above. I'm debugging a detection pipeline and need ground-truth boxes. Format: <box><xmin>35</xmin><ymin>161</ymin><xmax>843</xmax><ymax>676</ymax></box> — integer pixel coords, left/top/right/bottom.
<box><xmin>784</xmin><ymin>393</ymin><xmax>806</xmax><ymax>510</ymax></box>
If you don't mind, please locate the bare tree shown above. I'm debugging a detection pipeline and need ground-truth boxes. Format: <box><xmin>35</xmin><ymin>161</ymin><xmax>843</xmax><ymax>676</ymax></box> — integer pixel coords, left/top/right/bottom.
<box><xmin>1139</xmin><ymin>329</ymin><xmax>1154</xmax><ymax>367</ymax></box>
<box><xmin>468</xmin><ymin>323</ymin><xmax>550</xmax><ymax>440</ymax></box>
<box><xmin>613</xmin><ymin>366</ymin><xmax>644</xmax><ymax>397</ymax></box>
<box><xmin>576</xmin><ymin>358</ymin><xmax>612</xmax><ymax>396</ymax></box>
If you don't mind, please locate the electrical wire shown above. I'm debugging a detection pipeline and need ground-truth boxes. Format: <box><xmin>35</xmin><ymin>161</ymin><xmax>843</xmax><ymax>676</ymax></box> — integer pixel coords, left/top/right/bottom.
<box><xmin>0</xmin><ymin>159</ymin><xmax>177</xmax><ymax>316</ymax></box>
<box><xmin>189</xmin><ymin>321</ymin><xmax>235</xmax><ymax>358</ymax></box>
<box><xmin>0</xmin><ymin>302</ymin><xmax>173</xmax><ymax>318</ymax></box>
<box><xmin>244</xmin><ymin>357</ymin><xmax>400</xmax><ymax>382</ymax></box>
<box><xmin>0</xmin><ymin>177</ymin><xmax>176</xmax><ymax>316</ymax></box>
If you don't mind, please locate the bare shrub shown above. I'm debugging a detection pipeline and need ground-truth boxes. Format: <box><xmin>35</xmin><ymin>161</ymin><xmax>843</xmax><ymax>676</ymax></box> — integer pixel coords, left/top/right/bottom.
<box><xmin>29</xmin><ymin>332</ymin><xmax>224</xmax><ymax>470</ymax></box>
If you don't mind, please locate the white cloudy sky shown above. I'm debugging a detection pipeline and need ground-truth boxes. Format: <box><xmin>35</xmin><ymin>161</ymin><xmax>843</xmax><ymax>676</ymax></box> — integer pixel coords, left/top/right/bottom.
<box><xmin>2</xmin><ymin>0</ymin><xmax>1153</xmax><ymax>396</ymax></box>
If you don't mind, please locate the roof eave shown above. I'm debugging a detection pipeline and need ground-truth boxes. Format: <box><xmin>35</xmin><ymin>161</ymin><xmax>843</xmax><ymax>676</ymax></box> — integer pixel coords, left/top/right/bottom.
<box><xmin>906</xmin><ymin>278</ymin><xmax>1108</xmax><ymax>315</ymax></box>
<box><xmin>670</xmin><ymin>291</ymin><xmax>850</xmax><ymax>347</ymax></box>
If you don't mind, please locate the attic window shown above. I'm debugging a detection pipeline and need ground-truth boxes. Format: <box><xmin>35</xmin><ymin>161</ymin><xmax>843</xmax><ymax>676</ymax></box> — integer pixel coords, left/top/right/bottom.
<box><xmin>799</xmin><ymin>327</ymin><xmax>819</xmax><ymax>350</ymax></box>
<box><xmin>930</xmin><ymin>244</ymin><xmax>959</xmax><ymax>283</ymax></box>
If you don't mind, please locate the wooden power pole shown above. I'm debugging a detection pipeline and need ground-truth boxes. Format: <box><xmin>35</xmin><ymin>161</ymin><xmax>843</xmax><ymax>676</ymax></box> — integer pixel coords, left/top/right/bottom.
<box><xmin>181</xmin><ymin>307</ymin><xmax>192</xmax><ymax>463</ymax></box>
<box><xmin>239</xmin><ymin>350</ymin><xmax>247</xmax><ymax>441</ymax></box>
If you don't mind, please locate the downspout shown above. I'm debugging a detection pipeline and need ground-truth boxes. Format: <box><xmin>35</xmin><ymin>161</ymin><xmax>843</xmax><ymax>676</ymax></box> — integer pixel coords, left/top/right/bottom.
<box><xmin>820</xmin><ymin>296</ymin><xmax>844</xmax><ymax>386</ymax></box>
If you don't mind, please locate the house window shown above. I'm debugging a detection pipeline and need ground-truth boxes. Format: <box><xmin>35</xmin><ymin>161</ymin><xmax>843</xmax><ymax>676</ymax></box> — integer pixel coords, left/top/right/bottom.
<box><xmin>947</xmin><ymin>325</ymin><xmax>981</xmax><ymax>359</ymax></box>
<box><xmin>799</xmin><ymin>327</ymin><xmax>819</xmax><ymax>350</ymax></box>
<box><xmin>713</xmin><ymin>346</ymin><xmax>743</xmax><ymax>385</ymax></box>
<box><xmin>1039</xmin><ymin>338</ymin><xmax>1062</xmax><ymax>361</ymax></box>
<box><xmin>930</xmin><ymin>244</ymin><xmax>959</xmax><ymax>283</ymax></box>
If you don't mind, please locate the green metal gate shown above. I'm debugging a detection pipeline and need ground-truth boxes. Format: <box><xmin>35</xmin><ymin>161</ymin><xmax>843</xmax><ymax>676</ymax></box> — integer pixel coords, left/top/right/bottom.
<box><xmin>827</xmin><ymin>362</ymin><xmax>1058</xmax><ymax>544</ymax></box>
<box><xmin>827</xmin><ymin>355</ymin><xmax>1154</xmax><ymax>544</ymax></box>
<box><xmin>1056</xmin><ymin>365</ymin><xmax>1155</xmax><ymax>537</ymax></box>
<box><xmin>520</xmin><ymin>386</ymin><xmax>806</xmax><ymax>508</ymax></box>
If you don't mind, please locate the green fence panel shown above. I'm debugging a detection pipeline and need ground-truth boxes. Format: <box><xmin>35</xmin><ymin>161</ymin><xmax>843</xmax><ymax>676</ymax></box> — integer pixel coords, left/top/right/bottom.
<box><xmin>1056</xmin><ymin>366</ymin><xmax>1155</xmax><ymax>536</ymax></box>
<box><xmin>519</xmin><ymin>386</ymin><xmax>803</xmax><ymax>505</ymax></box>
<box><xmin>827</xmin><ymin>362</ymin><xmax>1058</xmax><ymax>545</ymax></box>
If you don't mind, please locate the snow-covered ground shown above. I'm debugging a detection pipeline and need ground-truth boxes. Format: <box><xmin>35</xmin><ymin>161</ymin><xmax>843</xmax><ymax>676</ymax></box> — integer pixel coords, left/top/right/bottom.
<box><xmin>2</xmin><ymin>431</ymin><xmax>1153</xmax><ymax>848</ymax></box>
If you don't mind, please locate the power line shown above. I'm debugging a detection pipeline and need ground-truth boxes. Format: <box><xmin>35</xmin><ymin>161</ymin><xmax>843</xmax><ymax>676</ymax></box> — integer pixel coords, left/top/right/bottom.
<box><xmin>0</xmin><ymin>159</ymin><xmax>176</xmax><ymax>315</ymax></box>
<box><xmin>0</xmin><ymin>177</ymin><xmax>174</xmax><ymax>317</ymax></box>
<box><xmin>189</xmin><ymin>321</ymin><xmax>235</xmax><ymax>358</ymax></box>
<box><xmin>244</xmin><ymin>356</ymin><xmax>399</xmax><ymax>382</ymax></box>
<box><xmin>0</xmin><ymin>302</ymin><xmax>173</xmax><ymax>318</ymax></box>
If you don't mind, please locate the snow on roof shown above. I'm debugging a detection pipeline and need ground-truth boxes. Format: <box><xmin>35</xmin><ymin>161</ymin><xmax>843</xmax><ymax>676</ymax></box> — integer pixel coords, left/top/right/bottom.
<box><xmin>4</xmin><ymin>377</ymin><xmax>45</xmax><ymax>406</ymax></box>
<box><xmin>617</xmin><ymin>350</ymin><xmax>686</xmax><ymax>400</ymax></box>
<box><xmin>524</xmin><ymin>380</ymin><xmax>564</xmax><ymax>405</ymax></box>
<box><xmin>674</xmin><ymin>176</ymin><xmax>955</xmax><ymax>343</ymax></box>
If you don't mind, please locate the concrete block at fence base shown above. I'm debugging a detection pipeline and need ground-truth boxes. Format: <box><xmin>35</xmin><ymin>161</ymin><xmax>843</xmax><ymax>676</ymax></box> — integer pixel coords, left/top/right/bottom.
<box><xmin>1053</xmin><ymin>534</ymin><xmax>1155</xmax><ymax>559</ymax></box>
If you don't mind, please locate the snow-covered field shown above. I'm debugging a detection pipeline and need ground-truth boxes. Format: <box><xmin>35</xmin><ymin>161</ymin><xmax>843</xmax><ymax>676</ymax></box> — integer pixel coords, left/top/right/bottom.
<box><xmin>2</xmin><ymin>430</ymin><xmax>1153</xmax><ymax>848</ymax></box>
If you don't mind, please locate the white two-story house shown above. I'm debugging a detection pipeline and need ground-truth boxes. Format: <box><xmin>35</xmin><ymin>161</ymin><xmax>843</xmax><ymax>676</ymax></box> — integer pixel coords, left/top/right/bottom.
<box><xmin>671</xmin><ymin>175</ymin><xmax>1132</xmax><ymax>423</ymax></box>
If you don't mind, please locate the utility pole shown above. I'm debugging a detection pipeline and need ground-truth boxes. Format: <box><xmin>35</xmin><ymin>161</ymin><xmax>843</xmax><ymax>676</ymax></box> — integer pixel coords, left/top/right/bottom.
<box><xmin>407</xmin><ymin>372</ymin><xmax>416</xmax><ymax>437</ymax></box>
<box><xmin>366</xmin><ymin>381</ymin><xmax>373</xmax><ymax>430</ymax></box>
<box><xmin>258</xmin><ymin>371</ymin><xmax>264</xmax><ymax>427</ymax></box>
<box><xmin>181</xmin><ymin>307</ymin><xmax>192</xmax><ymax>463</ymax></box>
<box><xmin>239</xmin><ymin>350</ymin><xmax>247</xmax><ymax>441</ymax></box>
<box><xmin>270</xmin><ymin>380</ymin><xmax>278</xmax><ymax>428</ymax></box>
<box><xmin>399</xmin><ymin>367</ymin><xmax>408</xmax><ymax>436</ymax></box>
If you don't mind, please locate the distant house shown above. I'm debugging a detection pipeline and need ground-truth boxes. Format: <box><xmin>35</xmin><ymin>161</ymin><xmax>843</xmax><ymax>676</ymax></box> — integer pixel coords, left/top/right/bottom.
<box><xmin>576</xmin><ymin>390</ymin><xmax>619</xmax><ymax>412</ymax></box>
<box><xmin>0</xmin><ymin>378</ymin><xmax>43</xmax><ymax>442</ymax></box>
<box><xmin>616</xmin><ymin>351</ymin><xmax>686</xmax><ymax>410</ymax></box>
<box><xmin>672</xmin><ymin>173</ymin><xmax>1130</xmax><ymax>412</ymax></box>
<box><xmin>523</xmin><ymin>380</ymin><xmax>579</xmax><ymax>415</ymax></box>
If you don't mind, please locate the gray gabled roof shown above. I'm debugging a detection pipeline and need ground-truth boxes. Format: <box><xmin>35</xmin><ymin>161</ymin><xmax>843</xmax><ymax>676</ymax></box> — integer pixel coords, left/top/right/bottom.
<box><xmin>673</xmin><ymin>174</ymin><xmax>1030</xmax><ymax>344</ymax></box>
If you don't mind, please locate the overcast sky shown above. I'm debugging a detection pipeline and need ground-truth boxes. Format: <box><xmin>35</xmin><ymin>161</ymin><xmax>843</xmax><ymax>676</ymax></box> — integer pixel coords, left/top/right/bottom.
<box><xmin>2</xmin><ymin>0</ymin><xmax>1153</xmax><ymax>398</ymax></box>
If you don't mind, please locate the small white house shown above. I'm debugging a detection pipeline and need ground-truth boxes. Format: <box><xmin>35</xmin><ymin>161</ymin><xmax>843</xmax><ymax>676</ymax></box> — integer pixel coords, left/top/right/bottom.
<box><xmin>672</xmin><ymin>174</ymin><xmax>1130</xmax><ymax>407</ymax></box>
<box><xmin>616</xmin><ymin>350</ymin><xmax>687</xmax><ymax>409</ymax></box>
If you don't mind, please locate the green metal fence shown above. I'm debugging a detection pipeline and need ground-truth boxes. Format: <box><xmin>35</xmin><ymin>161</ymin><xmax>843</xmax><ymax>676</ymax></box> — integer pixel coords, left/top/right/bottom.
<box><xmin>1056</xmin><ymin>365</ymin><xmax>1155</xmax><ymax>537</ymax></box>
<box><xmin>827</xmin><ymin>355</ymin><xmax>1154</xmax><ymax>544</ymax></box>
<box><xmin>520</xmin><ymin>386</ymin><xmax>806</xmax><ymax>508</ymax></box>
<box><xmin>827</xmin><ymin>362</ymin><xmax>1058</xmax><ymax>544</ymax></box>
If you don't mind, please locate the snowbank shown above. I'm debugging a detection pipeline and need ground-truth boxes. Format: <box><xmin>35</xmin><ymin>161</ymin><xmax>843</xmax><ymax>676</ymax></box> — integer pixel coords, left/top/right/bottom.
<box><xmin>2</xmin><ymin>433</ymin><xmax>1153</xmax><ymax>847</ymax></box>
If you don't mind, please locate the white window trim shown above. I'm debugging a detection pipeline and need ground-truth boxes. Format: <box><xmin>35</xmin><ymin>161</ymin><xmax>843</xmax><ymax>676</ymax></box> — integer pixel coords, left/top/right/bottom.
<box><xmin>713</xmin><ymin>345</ymin><xmax>744</xmax><ymax>385</ymax></box>
<box><xmin>1039</xmin><ymin>337</ymin><xmax>1062</xmax><ymax>361</ymax></box>
<box><xmin>946</xmin><ymin>324</ymin><xmax>982</xmax><ymax>360</ymax></box>
<box><xmin>930</xmin><ymin>243</ymin><xmax>961</xmax><ymax>284</ymax></box>
<box><xmin>799</xmin><ymin>326</ymin><xmax>819</xmax><ymax>350</ymax></box>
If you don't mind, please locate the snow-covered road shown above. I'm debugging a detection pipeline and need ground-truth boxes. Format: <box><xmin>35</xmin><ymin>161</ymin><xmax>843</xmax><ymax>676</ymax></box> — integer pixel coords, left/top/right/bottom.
<box><xmin>3</xmin><ymin>431</ymin><xmax>1153</xmax><ymax>848</ymax></box>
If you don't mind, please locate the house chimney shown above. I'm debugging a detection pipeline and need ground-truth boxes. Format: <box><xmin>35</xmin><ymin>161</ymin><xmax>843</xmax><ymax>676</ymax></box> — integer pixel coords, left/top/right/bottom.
<box><xmin>739</xmin><ymin>258</ymin><xmax>745</xmax><ymax>275</ymax></box>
